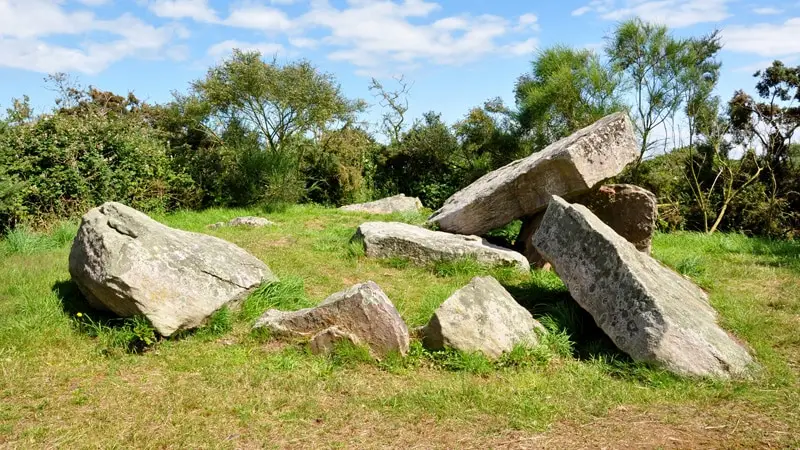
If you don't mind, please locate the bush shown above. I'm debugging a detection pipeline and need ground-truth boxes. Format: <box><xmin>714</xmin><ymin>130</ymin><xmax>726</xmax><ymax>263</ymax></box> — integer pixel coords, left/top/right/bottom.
<box><xmin>0</xmin><ymin>104</ymin><xmax>197</xmax><ymax>230</ymax></box>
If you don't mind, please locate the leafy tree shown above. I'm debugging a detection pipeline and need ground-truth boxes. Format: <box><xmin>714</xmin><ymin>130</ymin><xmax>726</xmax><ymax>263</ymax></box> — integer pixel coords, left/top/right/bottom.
<box><xmin>728</xmin><ymin>60</ymin><xmax>800</xmax><ymax>172</ymax></box>
<box><xmin>607</xmin><ymin>19</ymin><xmax>720</xmax><ymax>165</ymax></box>
<box><xmin>192</xmin><ymin>49</ymin><xmax>366</xmax><ymax>152</ymax></box>
<box><xmin>515</xmin><ymin>45</ymin><xmax>623</xmax><ymax>149</ymax></box>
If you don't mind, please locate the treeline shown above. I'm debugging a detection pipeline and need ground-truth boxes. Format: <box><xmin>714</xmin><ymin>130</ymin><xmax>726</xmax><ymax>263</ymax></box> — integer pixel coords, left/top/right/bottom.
<box><xmin>1</xmin><ymin>18</ymin><xmax>798</xmax><ymax>238</ymax></box>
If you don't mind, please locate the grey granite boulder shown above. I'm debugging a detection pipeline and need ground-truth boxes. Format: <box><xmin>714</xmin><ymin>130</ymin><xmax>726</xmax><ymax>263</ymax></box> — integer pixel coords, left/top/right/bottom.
<box><xmin>69</xmin><ymin>202</ymin><xmax>276</xmax><ymax>337</ymax></box>
<box><xmin>532</xmin><ymin>196</ymin><xmax>753</xmax><ymax>378</ymax></box>
<box><xmin>209</xmin><ymin>216</ymin><xmax>275</xmax><ymax>229</ymax></box>
<box><xmin>253</xmin><ymin>281</ymin><xmax>409</xmax><ymax>358</ymax></box>
<box><xmin>422</xmin><ymin>276</ymin><xmax>545</xmax><ymax>359</ymax></box>
<box><xmin>353</xmin><ymin>222</ymin><xmax>530</xmax><ymax>272</ymax></box>
<box><xmin>517</xmin><ymin>184</ymin><xmax>658</xmax><ymax>267</ymax></box>
<box><xmin>428</xmin><ymin>112</ymin><xmax>638</xmax><ymax>236</ymax></box>
<box><xmin>340</xmin><ymin>194</ymin><xmax>423</xmax><ymax>214</ymax></box>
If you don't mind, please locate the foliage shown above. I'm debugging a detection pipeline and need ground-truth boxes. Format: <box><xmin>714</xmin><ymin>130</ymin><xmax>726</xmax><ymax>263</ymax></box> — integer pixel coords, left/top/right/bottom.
<box><xmin>607</xmin><ymin>19</ymin><xmax>721</xmax><ymax>166</ymax></box>
<box><xmin>515</xmin><ymin>45</ymin><xmax>623</xmax><ymax>149</ymax></box>
<box><xmin>373</xmin><ymin>112</ymin><xmax>464</xmax><ymax>208</ymax></box>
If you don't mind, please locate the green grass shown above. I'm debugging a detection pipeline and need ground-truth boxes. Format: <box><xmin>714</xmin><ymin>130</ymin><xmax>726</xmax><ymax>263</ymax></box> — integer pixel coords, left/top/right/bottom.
<box><xmin>0</xmin><ymin>206</ymin><xmax>798</xmax><ymax>448</ymax></box>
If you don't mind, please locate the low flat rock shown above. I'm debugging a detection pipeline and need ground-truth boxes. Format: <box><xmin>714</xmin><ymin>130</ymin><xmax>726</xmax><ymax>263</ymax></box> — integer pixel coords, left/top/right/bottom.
<box><xmin>532</xmin><ymin>196</ymin><xmax>753</xmax><ymax>378</ymax></box>
<box><xmin>428</xmin><ymin>112</ymin><xmax>638</xmax><ymax>236</ymax></box>
<box><xmin>209</xmin><ymin>216</ymin><xmax>275</xmax><ymax>229</ymax></box>
<box><xmin>353</xmin><ymin>222</ymin><xmax>530</xmax><ymax>272</ymax></box>
<box><xmin>253</xmin><ymin>281</ymin><xmax>409</xmax><ymax>358</ymax></box>
<box><xmin>69</xmin><ymin>202</ymin><xmax>276</xmax><ymax>337</ymax></box>
<box><xmin>340</xmin><ymin>194</ymin><xmax>423</xmax><ymax>214</ymax></box>
<box><xmin>517</xmin><ymin>184</ymin><xmax>657</xmax><ymax>267</ymax></box>
<box><xmin>422</xmin><ymin>276</ymin><xmax>545</xmax><ymax>359</ymax></box>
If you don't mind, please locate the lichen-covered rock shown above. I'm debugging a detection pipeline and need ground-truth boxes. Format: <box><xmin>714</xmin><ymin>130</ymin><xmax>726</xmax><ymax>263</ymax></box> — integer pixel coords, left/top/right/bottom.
<box><xmin>340</xmin><ymin>194</ymin><xmax>423</xmax><ymax>214</ymax></box>
<box><xmin>422</xmin><ymin>276</ymin><xmax>545</xmax><ymax>359</ymax></box>
<box><xmin>253</xmin><ymin>281</ymin><xmax>409</xmax><ymax>358</ymax></box>
<box><xmin>532</xmin><ymin>196</ymin><xmax>754</xmax><ymax>378</ymax></box>
<box><xmin>353</xmin><ymin>222</ymin><xmax>530</xmax><ymax>272</ymax></box>
<box><xmin>428</xmin><ymin>112</ymin><xmax>638</xmax><ymax>236</ymax></box>
<box><xmin>69</xmin><ymin>202</ymin><xmax>276</xmax><ymax>337</ymax></box>
<box><xmin>517</xmin><ymin>184</ymin><xmax>657</xmax><ymax>266</ymax></box>
<box><xmin>209</xmin><ymin>216</ymin><xmax>275</xmax><ymax>229</ymax></box>
<box><xmin>576</xmin><ymin>184</ymin><xmax>657</xmax><ymax>253</ymax></box>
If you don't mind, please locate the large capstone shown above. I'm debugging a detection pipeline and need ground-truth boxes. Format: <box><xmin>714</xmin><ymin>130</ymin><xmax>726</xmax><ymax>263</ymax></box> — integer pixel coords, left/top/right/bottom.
<box><xmin>253</xmin><ymin>281</ymin><xmax>409</xmax><ymax>358</ymax></box>
<box><xmin>340</xmin><ymin>194</ymin><xmax>424</xmax><ymax>214</ymax></box>
<box><xmin>517</xmin><ymin>184</ymin><xmax>658</xmax><ymax>267</ymax></box>
<box><xmin>69</xmin><ymin>202</ymin><xmax>276</xmax><ymax>337</ymax></box>
<box><xmin>532</xmin><ymin>196</ymin><xmax>753</xmax><ymax>378</ymax></box>
<box><xmin>421</xmin><ymin>276</ymin><xmax>545</xmax><ymax>359</ymax></box>
<box><xmin>428</xmin><ymin>112</ymin><xmax>638</xmax><ymax>236</ymax></box>
<box><xmin>353</xmin><ymin>221</ymin><xmax>530</xmax><ymax>272</ymax></box>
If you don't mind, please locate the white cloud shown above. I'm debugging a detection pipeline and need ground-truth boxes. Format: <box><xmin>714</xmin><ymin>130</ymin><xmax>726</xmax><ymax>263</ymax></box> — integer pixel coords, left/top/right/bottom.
<box><xmin>571</xmin><ymin>0</ymin><xmax>730</xmax><ymax>28</ymax></box>
<box><xmin>148</xmin><ymin>0</ymin><xmax>218</xmax><ymax>23</ymax></box>
<box><xmin>224</xmin><ymin>5</ymin><xmax>293</xmax><ymax>31</ymax></box>
<box><xmin>723</xmin><ymin>18</ymin><xmax>800</xmax><ymax>57</ymax></box>
<box><xmin>207</xmin><ymin>39</ymin><xmax>284</xmax><ymax>58</ymax></box>
<box><xmin>752</xmin><ymin>7</ymin><xmax>783</xmax><ymax>15</ymax></box>
<box><xmin>290</xmin><ymin>1</ymin><xmax>539</xmax><ymax>69</ymax></box>
<box><xmin>77</xmin><ymin>0</ymin><xmax>111</xmax><ymax>5</ymax></box>
<box><xmin>0</xmin><ymin>0</ymin><xmax>185</xmax><ymax>74</ymax></box>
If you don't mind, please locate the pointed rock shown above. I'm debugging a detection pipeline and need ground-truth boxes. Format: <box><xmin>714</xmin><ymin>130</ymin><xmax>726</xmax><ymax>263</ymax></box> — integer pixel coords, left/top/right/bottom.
<box><xmin>253</xmin><ymin>281</ymin><xmax>409</xmax><ymax>358</ymax></box>
<box><xmin>532</xmin><ymin>196</ymin><xmax>753</xmax><ymax>378</ymax></box>
<box><xmin>422</xmin><ymin>276</ymin><xmax>545</xmax><ymax>359</ymax></box>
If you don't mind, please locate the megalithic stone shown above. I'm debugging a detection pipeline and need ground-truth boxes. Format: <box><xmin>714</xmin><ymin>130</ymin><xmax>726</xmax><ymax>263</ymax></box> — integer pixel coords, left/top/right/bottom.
<box><xmin>427</xmin><ymin>112</ymin><xmax>638</xmax><ymax>236</ymax></box>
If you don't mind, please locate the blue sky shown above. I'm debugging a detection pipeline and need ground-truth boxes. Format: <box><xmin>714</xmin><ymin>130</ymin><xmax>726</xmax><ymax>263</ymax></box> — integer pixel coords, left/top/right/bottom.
<box><xmin>1</xmin><ymin>0</ymin><xmax>798</xmax><ymax>136</ymax></box>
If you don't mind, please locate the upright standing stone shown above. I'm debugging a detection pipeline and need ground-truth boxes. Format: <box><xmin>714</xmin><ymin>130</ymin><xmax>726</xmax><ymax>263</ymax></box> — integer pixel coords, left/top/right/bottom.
<box><xmin>69</xmin><ymin>202</ymin><xmax>276</xmax><ymax>337</ymax></box>
<box><xmin>532</xmin><ymin>196</ymin><xmax>753</xmax><ymax>378</ymax></box>
<box><xmin>428</xmin><ymin>112</ymin><xmax>638</xmax><ymax>236</ymax></box>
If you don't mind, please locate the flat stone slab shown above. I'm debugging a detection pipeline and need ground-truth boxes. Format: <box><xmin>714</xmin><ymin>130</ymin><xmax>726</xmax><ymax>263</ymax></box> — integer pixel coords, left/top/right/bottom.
<box><xmin>428</xmin><ymin>112</ymin><xmax>638</xmax><ymax>235</ymax></box>
<box><xmin>353</xmin><ymin>221</ymin><xmax>530</xmax><ymax>272</ymax></box>
<box><xmin>253</xmin><ymin>281</ymin><xmax>409</xmax><ymax>358</ymax></box>
<box><xmin>422</xmin><ymin>276</ymin><xmax>545</xmax><ymax>359</ymax></box>
<box><xmin>209</xmin><ymin>216</ymin><xmax>275</xmax><ymax>229</ymax></box>
<box><xmin>532</xmin><ymin>196</ymin><xmax>753</xmax><ymax>378</ymax></box>
<box><xmin>69</xmin><ymin>202</ymin><xmax>276</xmax><ymax>337</ymax></box>
<box><xmin>340</xmin><ymin>194</ymin><xmax>423</xmax><ymax>214</ymax></box>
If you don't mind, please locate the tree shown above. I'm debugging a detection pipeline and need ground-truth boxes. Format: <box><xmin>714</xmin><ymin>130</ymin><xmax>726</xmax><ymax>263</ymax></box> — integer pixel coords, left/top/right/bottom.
<box><xmin>606</xmin><ymin>19</ymin><xmax>720</xmax><ymax>165</ymax></box>
<box><xmin>728</xmin><ymin>60</ymin><xmax>800</xmax><ymax>172</ymax></box>
<box><xmin>192</xmin><ymin>49</ymin><xmax>366</xmax><ymax>153</ymax></box>
<box><xmin>368</xmin><ymin>75</ymin><xmax>412</xmax><ymax>144</ymax></box>
<box><xmin>515</xmin><ymin>45</ymin><xmax>623</xmax><ymax>149</ymax></box>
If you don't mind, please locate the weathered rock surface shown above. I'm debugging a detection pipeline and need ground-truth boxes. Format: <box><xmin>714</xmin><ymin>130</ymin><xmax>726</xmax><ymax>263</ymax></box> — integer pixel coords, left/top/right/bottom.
<box><xmin>532</xmin><ymin>196</ymin><xmax>753</xmax><ymax>378</ymax></box>
<box><xmin>69</xmin><ymin>202</ymin><xmax>276</xmax><ymax>337</ymax></box>
<box><xmin>253</xmin><ymin>281</ymin><xmax>409</xmax><ymax>358</ymax></box>
<box><xmin>422</xmin><ymin>276</ymin><xmax>545</xmax><ymax>359</ymax></box>
<box><xmin>577</xmin><ymin>184</ymin><xmax>657</xmax><ymax>253</ymax></box>
<box><xmin>209</xmin><ymin>216</ymin><xmax>275</xmax><ymax>229</ymax></box>
<box><xmin>340</xmin><ymin>194</ymin><xmax>423</xmax><ymax>214</ymax></box>
<box><xmin>517</xmin><ymin>184</ymin><xmax>658</xmax><ymax>266</ymax></box>
<box><xmin>428</xmin><ymin>112</ymin><xmax>638</xmax><ymax>235</ymax></box>
<box><xmin>353</xmin><ymin>222</ymin><xmax>530</xmax><ymax>272</ymax></box>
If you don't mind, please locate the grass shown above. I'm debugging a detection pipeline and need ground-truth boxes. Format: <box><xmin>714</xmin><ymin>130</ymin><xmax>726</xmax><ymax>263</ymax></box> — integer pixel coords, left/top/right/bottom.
<box><xmin>0</xmin><ymin>206</ymin><xmax>798</xmax><ymax>448</ymax></box>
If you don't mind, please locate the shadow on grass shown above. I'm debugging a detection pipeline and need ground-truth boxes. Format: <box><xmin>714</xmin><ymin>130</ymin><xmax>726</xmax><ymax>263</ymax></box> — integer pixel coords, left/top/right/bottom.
<box><xmin>52</xmin><ymin>280</ymin><xmax>158</xmax><ymax>354</ymax></box>
<box><xmin>501</xmin><ymin>273</ymin><xmax>630</xmax><ymax>363</ymax></box>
